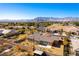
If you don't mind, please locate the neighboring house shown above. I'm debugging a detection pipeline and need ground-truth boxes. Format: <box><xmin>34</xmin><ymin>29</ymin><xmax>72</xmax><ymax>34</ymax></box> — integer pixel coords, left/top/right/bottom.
<box><xmin>70</xmin><ymin>36</ymin><xmax>79</xmax><ymax>55</ymax></box>
<box><xmin>33</xmin><ymin>49</ymin><xmax>52</xmax><ymax>56</ymax></box>
<box><xmin>37</xmin><ymin>26</ymin><xmax>46</xmax><ymax>32</ymax></box>
<box><xmin>46</xmin><ymin>25</ymin><xmax>79</xmax><ymax>35</ymax></box>
<box><xmin>0</xmin><ymin>29</ymin><xmax>11</xmax><ymax>35</ymax></box>
<box><xmin>75</xmin><ymin>48</ymin><xmax>79</xmax><ymax>56</ymax></box>
<box><xmin>29</xmin><ymin>26</ymin><xmax>36</xmax><ymax>29</ymax></box>
<box><xmin>2</xmin><ymin>30</ymin><xmax>17</xmax><ymax>38</ymax></box>
<box><xmin>0</xmin><ymin>29</ymin><xmax>24</xmax><ymax>38</ymax></box>
<box><xmin>0</xmin><ymin>30</ymin><xmax>4</xmax><ymax>35</ymax></box>
<box><xmin>2</xmin><ymin>30</ymin><xmax>11</xmax><ymax>35</ymax></box>
<box><xmin>33</xmin><ymin>50</ymin><xmax>44</xmax><ymax>56</ymax></box>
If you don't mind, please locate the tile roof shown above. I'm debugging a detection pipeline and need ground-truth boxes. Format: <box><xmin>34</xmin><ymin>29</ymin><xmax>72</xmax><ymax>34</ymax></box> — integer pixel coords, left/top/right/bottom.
<box><xmin>47</xmin><ymin>25</ymin><xmax>78</xmax><ymax>32</ymax></box>
<box><xmin>28</xmin><ymin>32</ymin><xmax>62</xmax><ymax>43</ymax></box>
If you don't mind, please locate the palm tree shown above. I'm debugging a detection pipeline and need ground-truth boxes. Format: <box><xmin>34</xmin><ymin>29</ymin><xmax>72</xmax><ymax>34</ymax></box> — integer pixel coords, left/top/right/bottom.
<box><xmin>63</xmin><ymin>37</ymin><xmax>71</xmax><ymax>56</ymax></box>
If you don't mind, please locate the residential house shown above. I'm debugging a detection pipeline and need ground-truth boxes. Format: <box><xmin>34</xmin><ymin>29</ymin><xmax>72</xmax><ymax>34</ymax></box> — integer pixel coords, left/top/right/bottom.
<box><xmin>46</xmin><ymin>25</ymin><xmax>79</xmax><ymax>36</ymax></box>
<box><xmin>28</xmin><ymin>32</ymin><xmax>64</xmax><ymax>56</ymax></box>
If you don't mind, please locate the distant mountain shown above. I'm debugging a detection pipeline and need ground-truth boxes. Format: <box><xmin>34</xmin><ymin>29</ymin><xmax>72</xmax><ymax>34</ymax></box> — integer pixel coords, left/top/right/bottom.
<box><xmin>0</xmin><ymin>17</ymin><xmax>79</xmax><ymax>22</ymax></box>
<box><xmin>33</xmin><ymin>17</ymin><xmax>50</xmax><ymax>22</ymax></box>
<box><xmin>31</xmin><ymin>17</ymin><xmax>79</xmax><ymax>22</ymax></box>
<box><xmin>0</xmin><ymin>19</ymin><xmax>29</xmax><ymax>22</ymax></box>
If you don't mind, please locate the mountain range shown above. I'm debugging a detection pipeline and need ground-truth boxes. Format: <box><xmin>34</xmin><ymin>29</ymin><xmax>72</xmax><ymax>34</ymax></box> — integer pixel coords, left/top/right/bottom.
<box><xmin>0</xmin><ymin>17</ymin><xmax>79</xmax><ymax>22</ymax></box>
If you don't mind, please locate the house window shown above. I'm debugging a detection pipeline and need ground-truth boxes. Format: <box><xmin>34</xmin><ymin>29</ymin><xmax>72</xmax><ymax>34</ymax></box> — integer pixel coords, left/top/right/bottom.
<box><xmin>52</xmin><ymin>40</ymin><xmax>63</xmax><ymax>48</ymax></box>
<box><xmin>71</xmin><ymin>32</ymin><xmax>76</xmax><ymax>35</ymax></box>
<box><xmin>53</xmin><ymin>30</ymin><xmax>59</xmax><ymax>33</ymax></box>
<box><xmin>39</xmin><ymin>41</ymin><xmax>48</xmax><ymax>46</ymax></box>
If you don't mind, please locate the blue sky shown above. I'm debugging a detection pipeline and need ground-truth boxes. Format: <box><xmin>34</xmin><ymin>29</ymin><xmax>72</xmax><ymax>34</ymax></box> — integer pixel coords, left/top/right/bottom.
<box><xmin>0</xmin><ymin>3</ymin><xmax>79</xmax><ymax>19</ymax></box>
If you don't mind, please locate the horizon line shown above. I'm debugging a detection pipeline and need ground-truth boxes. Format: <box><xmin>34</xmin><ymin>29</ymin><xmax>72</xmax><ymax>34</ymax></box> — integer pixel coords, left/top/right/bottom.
<box><xmin>0</xmin><ymin>16</ymin><xmax>79</xmax><ymax>20</ymax></box>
